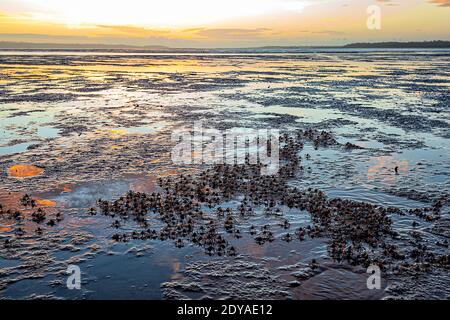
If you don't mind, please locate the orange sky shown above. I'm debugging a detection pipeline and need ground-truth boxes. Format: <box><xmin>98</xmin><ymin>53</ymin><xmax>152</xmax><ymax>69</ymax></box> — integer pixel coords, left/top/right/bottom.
<box><xmin>0</xmin><ymin>0</ymin><xmax>449</xmax><ymax>47</ymax></box>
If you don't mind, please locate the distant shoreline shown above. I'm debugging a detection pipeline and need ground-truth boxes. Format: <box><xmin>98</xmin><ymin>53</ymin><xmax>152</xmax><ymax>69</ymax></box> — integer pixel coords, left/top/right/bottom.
<box><xmin>0</xmin><ymin>40</ymin><xmax>449</xmax><ymax>52</ymax></box>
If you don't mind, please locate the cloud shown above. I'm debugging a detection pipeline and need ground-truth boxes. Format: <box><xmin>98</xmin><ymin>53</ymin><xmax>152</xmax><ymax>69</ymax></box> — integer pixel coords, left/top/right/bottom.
<box><xmin>0</xmin><ymin>33</ymin><xmax>92</xmax><ymax>42</ymax></box>
<box><xmin>94</xmin><ymin>26</ymin><xmax>273</xmax><ymax>40</ymax></box>
<box><xmin>192</xmin><ymin>28</ymin><xmax>272</xmax><ymax>40</ymax></box>
<box><xmin>376</xmin><ymin>0</ymin><xmax>398</xmax><ymax>5</ymax></box>
<box><xmin>0</xmin><ymin>27</ymin><xmax>280</xmax><ymax>47</ymax></box>
<box><xmin>427</xmin><ymin>0</ymin><xmax>450</xmax><ymax>6</ymax></box>
<box><xmin>0</xmin><ymin>32</ymin><xmax>175</xmax><ymax>46</ymax></box>
<box><xmin>96</xmin><ymin>25</ymin><xmax>172</xmax><ymax>37</ymax></box>
<box><xmin>311</xmin><ymin>30</ymin><xmax>347</xmax><ymax>36</ymax></box>
<box><xmin>375</xmin><ymin>0</ymin><xmax>450</xmax><ymax>7</ymax></box>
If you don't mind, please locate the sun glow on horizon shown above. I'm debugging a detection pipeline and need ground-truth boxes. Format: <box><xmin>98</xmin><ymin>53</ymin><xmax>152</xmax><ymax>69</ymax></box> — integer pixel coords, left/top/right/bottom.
<box><xmin>19</xmin><ymin>0</ymin><xmax>311</xmax><ymax>28</ymax></box>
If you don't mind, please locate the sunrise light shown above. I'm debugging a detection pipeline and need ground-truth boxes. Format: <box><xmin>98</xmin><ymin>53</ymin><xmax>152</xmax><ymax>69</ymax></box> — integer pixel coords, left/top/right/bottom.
<box><xmin>19</xmin><ymin>0</ymin><xmax>311</xmax><ymax>28</ymax></box>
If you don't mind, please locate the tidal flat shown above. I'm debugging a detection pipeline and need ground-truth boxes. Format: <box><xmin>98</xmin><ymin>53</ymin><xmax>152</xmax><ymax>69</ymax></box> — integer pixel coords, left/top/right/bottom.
<box><xmin>0</xmin><ymin>50</ymin><xmax>449</xmax><ymax>300</ymax></box>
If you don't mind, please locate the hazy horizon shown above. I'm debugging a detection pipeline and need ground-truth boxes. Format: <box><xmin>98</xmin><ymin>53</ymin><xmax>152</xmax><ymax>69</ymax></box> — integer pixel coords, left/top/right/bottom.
<box><xmin>1</xmin><ymin>40</ymin><xmax>450</xmax><ymax>52</ymax></box>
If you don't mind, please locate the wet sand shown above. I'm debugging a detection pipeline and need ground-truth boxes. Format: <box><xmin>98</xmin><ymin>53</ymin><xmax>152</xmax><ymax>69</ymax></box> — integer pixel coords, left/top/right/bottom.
<box><xmin>0</xmin><ymin>51</ymin><xmax>449</xmax><ymax>300</ymax></box>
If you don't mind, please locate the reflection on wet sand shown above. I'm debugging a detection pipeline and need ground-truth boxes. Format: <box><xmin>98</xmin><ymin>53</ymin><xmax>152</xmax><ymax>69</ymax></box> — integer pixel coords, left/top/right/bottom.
<box><xmin>35</xmin><ymin>199</ymin><xmax>57</xmax><ymax>207</ymax></box>
<box><xmin>367</xmin><ymin>156</ymin><xmax>409</xmax><ymax>185</ymax></box>
<box><xmin>7</xmin><ymin>164</ymin><xmax>45</xmax><ymax>178</ymax></box>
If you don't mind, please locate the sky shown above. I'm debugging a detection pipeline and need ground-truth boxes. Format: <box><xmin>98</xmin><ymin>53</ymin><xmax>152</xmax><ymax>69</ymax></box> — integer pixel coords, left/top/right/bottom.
<box><xmin>0</xmin><ymin>0</ymin><xmax>449</xmax><ymax>47</ymax></box>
